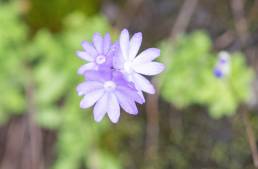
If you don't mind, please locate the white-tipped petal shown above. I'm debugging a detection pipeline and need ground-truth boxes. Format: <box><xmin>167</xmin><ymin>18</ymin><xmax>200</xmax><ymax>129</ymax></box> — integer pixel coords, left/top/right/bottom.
<box><xmin>132</xmin><ymin>73</ymin><xmax>155</xmax><ymax>94</ymax></box>
<box><xmin>76</xmin><ymin>51</ymin><xmax>94</xmax><ymax>61</ymax></box>
<box><xmin>107</xmin><ymin>94</ymin><xmax>120</xmax><ymax>123</ymax></box>
<box><xmin>133</xmin><ymin>62</ymin><xmax>165</xmax><ymax>75</ymax></box>
<box><xmin>81</xmin><ymin>41</ymin><xmax>98</xmax><ymax>56</ymax></box>
<box><xmin>93</xmin><ymin>93</ymin><xmax>108</xmax><ymax>122</ymax></box>
<box><xmin>133</xmin><ymin>48</ymin><xmax>160</xmax><ymax>64</ymax></box>
<box><xmin>119</xmin><ymin>29</ymin><xmax>130</xmax><ymax>59</ymax></box>
<box><xmin>93</xmin><ymin>33</ymin><xmax>103</xmax><ymax>53</ymax></box>
<box><xmin>103</xmin><ymin>33</ymin><xmax>111</xmax><ymax>54</ymax></box>
<box><xmin>77</xmin><ymin>63</ymin><xmax>96</xmax><ymax>74</ymax></box>
<box><xmin>115</xmin><ymin>91</ymin><xmax>138</xmax><ymax>115</ymax></box>
<box><xmin>129</xmin><ymin>32</ymin><xmax>142</xmax><ymax>59</ymax></box>
<box><xmin>76</xmin><ymin>81</ymin><xmax>103</xmax><ymax>96</ymax></box>
<box><xmin>80</xmin><ymin>89</ymin><xmax>104</xmax><ymax>109</ymax></box>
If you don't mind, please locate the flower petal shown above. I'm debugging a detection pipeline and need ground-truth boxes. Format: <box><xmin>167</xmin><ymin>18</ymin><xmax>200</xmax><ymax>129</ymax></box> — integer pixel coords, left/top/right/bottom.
<box><xmin>129</xmin><ymin>32</ymin><xmax>142</xmax><ymax>60</ymax></box>
<box><xmin>132</xmin><ymin>73</ymin><xmax>155</xmax><ymax>94</ymax></box>
<box><xmin>77</xmin><ymin>81</ymin><xmax>103</xmax><ymax>96</ymax></box>
<box><xmin>103</xmin><ymin>33</ymin><xmax>111</xmax><ymax>54</ymax></box>
<box><xmin>115</xmin><ymin>91</ymin><xmax>138</xmax><ymax>115</ymax></box>
<box><xmin>105</xmin><ymin>42</ymin><xmax>119</xmax><ymax>67</ymax></box>
<box><xmin>80</xmin><ymin>89</ymin><xmax>104</xmax><ymax>109</ymax></box>
<box><xmin>112</xmin><ymin>50</ymin><xmax>125</xmax><ymax>70</ymax></box>
<box><xmin>107</xmin><ymin>93</ymin><xmax>120</xmax><ymax>123</ymax></box>
<box><xmin>81</xmin><ymin>41</ymin><xmax>98</xmax><ymax>56</ymax></box>
<box><xmin>93</xmin><ymin>33</ymin><xmax>103</xmax><ymax>53</ymax></box>
<box><xmin>133</xmin><ymin>62</ymin><xmax>165</xmax><ymax>75</ymax></box>
<box><xmin>133</xmin><ymin>48</ymin><xmax>160</xmax><ymax>64</ymax></box>
<box><xmin>107</xmin><ymin>41</ymin><xmax>119</xmax><ymax>57</ymax></box>
<box><xmin>117</xmin><ymin>86</ymin><xmax>144</xmax><ymax>104</ymax></box>
<box><xmin>137</xmin><ymin>90</ymin><xmax>145</xmax><ymax>103</ymax></box>
<box><xmin>78</xmin><ymin>63</ymin><xmax>96</xmax><ymax>74</ymax></box>
<box><xmin>76</xmin><ymin>51</ymin><xmax>94</xmax><ymax>61</ymax></box>
<box><xmin>93</xmin><ymin>93</ymin><xmax>108</xmax><ymax>122</ymax></box>
<box><xmin>84</xmin><ymin>70</ymin><xmax>112</xmax><ymax>82</ymax></box>
<box><xmin>119</xmin><ymin>29</ymin><xmax>130</xmax><ymax>59</ymax></box>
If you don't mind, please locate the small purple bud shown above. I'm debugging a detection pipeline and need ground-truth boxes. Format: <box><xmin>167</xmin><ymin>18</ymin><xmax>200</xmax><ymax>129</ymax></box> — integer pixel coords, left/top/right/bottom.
<box><xmin>213</xmin><ymin>51</ymin><xmax>231</xmax><ymax>79</ymax></box>
<box><xmin>213</xmin><ymin>68</ymin><xmax>223</xmax><ymax>78</ymax></box>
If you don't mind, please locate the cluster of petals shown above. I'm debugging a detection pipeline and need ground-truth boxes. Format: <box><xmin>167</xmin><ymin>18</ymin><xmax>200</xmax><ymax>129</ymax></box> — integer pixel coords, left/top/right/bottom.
<box><xmin>76</xmin><ymin>29</ymin><xmax>164</xmax><ymax>123</ymax></box>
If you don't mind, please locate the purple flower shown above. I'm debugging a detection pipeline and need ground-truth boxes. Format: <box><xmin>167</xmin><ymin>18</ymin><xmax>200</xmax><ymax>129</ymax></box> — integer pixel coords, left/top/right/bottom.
<box><xmin>77</xmin><ymin>69</ymin><xmax>144</xmax><ymax>123</ymax></box>
<box><xmin>214</xmin><ymin>51</ymin><xmax>230</xmax><ymax>78</ymax></box>
<box><xmin>76</xmin><ymin>33</ymin><xmax>117</xmax><ymax>74</ymax></box>
<box><xmin>113</xmin><ymin>29</ymin><xmax>164</xmax><ymax>97</ymax></box>
<box><xmin>76</xmin><ymin>29</ymin><xmax>165</xmax><ymax>123</ymax></box>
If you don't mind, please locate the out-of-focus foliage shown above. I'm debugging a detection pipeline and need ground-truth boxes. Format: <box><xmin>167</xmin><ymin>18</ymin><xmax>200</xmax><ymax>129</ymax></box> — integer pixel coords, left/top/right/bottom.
<box><xmin>158</xmin><ymin>109</ymin><xmax>255</xmax><ymax>169</ymax></box>
<box><xmin>0</xmin><ymin>1</ymin><xmax>121</xmax><ymax>169</ymax></box>
<box><xmin>159</xmin><ymin>31</ymin><xmax>254</xmax><ymax>118</ymax></box>
<box><xmin>26</xmin><ymin>0</ymin><xmax>101</xmax><ymax>32</ymax></box>
<box><xmin>0</xmin><ymin>1</ymin><xmax>27</xmax><ymax>123</ymax></box>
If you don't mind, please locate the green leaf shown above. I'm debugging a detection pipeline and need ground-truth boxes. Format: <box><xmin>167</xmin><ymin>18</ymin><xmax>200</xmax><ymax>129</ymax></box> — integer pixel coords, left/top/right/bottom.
<box><xmin>159</xmin><ymin>31</ymin><xmax>254</xmax><ymax>118</ymax></box>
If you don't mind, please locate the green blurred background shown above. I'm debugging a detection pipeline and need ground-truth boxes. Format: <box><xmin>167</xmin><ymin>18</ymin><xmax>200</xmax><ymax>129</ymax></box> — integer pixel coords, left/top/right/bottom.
<box><xmin>0</xmin><ymin>0</ymin><xmax>258</xmax><ymax>169</ymax></box>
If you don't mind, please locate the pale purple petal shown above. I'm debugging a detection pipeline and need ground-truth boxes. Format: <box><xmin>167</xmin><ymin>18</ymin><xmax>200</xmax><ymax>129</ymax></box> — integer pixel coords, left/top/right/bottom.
<box><xmin>129</xmin><ymin>32</ymin><xmax>142</xmax><ymax>59</ymax></box>
<box><xmin>119</xmin><ymin>29</ymin><xmax>130</xmax><ymax>59</ymax></box>
<box><xmin>105</xmin><ymin>42</ymin><xmax>119</xmax><ymax>67</ymax></box>
<box><xmin>107</xmin><ymin>93</ymin><xmax>120</xmax><ymax>123</ymax></box>
<box><xmin>80</xmin><ymin>89</ymin><xmax>104</xmax><ymax>109</ymax></box>
<box><xmin>112</xmin><ymin>70</ymin><xmax>130</xmax><ymax>86</ymax></box>
<box><xmin>93</xmin><ymin>93</ymin><xmax>108</xmax><ymax>122</ymax></box>
<box><xmin>93</xmin><ymin>33</ymin><xmax>103</xmax><ymax>53</ymax></box>
<box><xmin>115</xmin><ymin>91</ymin><xmax>138</xmax><ymax>115</ymax></box>
<box><xmin>76</xmin><ymin>81</ymin><xmax>103</xmax><ymax>96</ymax></box>
<box><xmin>103</xmin><ymin>33</ymin><xmax>111</xmax><ymax>54</ymax></box>
<box><xmin>137</xmin><ymin>90</ymin><xmax>145</xmax><ymax>103</ymax></box>
<box><xmin>81</xmin><ymin>41</ymin><xmax>98</xmax><ymax>56</ymax></box>
<box><xmin>107</xmin><ymin>42</ymin><xmax>119</xmax><ymax>57</ymax></box>
<box><xmin>113</xmin><ymin>51</ymin><xmax>124</xmax><ymax>70</ymax></box>
<box><xmin>133</xmin><ymin>62</ymin><xmax>165</xmax><ymax>75</ymax></box>
<box><xmin>117</xmin><ymin>86</ymin><xmax>144</xmax><ymax>104</ymax></box>
<box><xmin>111</xmin><ymin>71</ymin><xmax>144</xmax><ymax>104</ymax></box>
<box><xmin>84</xmin><ymin>70</ymin><xmax>112</xmax><ymax>82</ymax></box>
<box><xmin>76</xmin><ymin>51</ymin><xmax>94</xmax><ymax>61</ymax></box>
<box><xmin>133</xmin><ymin>48</ymin><xmax>160</xmax><ymax>64</ymax></box>
<box><xmin>78</xmin><ymin>63</ymin><xmax>96</xmax><ymax>74</ymax></box>
<box><xmin>132</xmin><ymin>73</ymin><xmax>155</xmax><ymax>94</ymax></box>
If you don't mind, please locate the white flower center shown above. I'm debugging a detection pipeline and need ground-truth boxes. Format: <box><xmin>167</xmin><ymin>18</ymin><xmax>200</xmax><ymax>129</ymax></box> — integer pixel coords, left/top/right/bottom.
<box><xmin>124</xmin><ymin>62</ymin><xmax>133</xmax><ymax>74</ymax></box>
<box><xmin>95</xmin><ymin>55</ymin><xmax>106</xmax><ymax>65</ymax></box>
<box><xmin>104</xmin><ymin>81</ymin><xmax>116</xmax><ymax>91</ymax></box>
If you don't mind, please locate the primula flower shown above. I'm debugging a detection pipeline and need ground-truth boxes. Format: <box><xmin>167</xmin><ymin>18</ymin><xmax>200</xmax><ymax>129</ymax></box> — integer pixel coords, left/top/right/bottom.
<box><xmin>214</xmin><ymin>51</ymin><xmax>230</xmax><ymax>78</ymax></box>
<box><xmin>113</xmin><ymin>29</ymin><xmax>164</xmax><ymax>96</ymax></box>
<box><xmin>76</xmin><ymin>30</ymin><xmax>164</xmax><ymax>123</ymax></box>
<box><xmin>77</xmin><ymin>69</ymin><xmax>144</xmax><ymax>123</ymax></box>
<box><xmin>76</xmin><ymin>33</ymin><xmax>117</xmax><ymax>74</ymax></box>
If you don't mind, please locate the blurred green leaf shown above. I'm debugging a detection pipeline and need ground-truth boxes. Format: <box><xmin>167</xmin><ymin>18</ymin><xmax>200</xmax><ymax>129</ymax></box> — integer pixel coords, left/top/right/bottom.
<box><xmin>159</xmin><ymin>31</ymin><xmax>254</xmax><ymax>118</ymax></box>
<box><xmin>26</xmin><ymin>0</ymin><xmax>101</xmax><ymax>32</ymax></box>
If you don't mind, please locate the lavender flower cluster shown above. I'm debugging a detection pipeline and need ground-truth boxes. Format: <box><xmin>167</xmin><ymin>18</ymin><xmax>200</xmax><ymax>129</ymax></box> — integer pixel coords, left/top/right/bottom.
<box><xmin>76</xmin><ymin>29</ymin><xmax>164</xmax><ymax>123</ymax></box>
